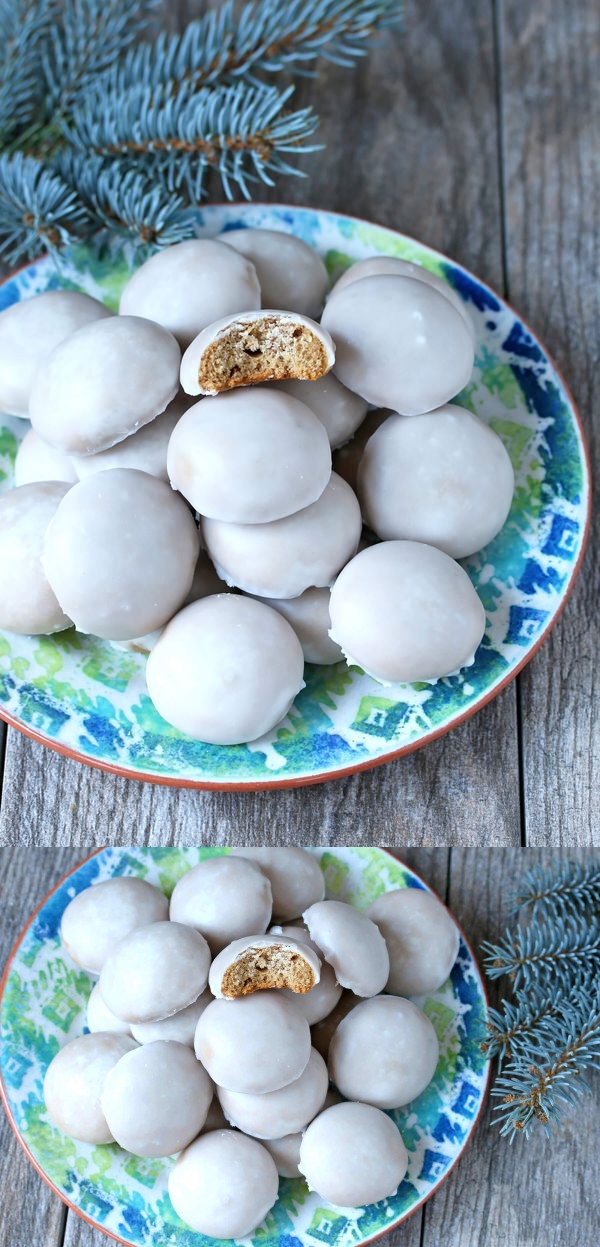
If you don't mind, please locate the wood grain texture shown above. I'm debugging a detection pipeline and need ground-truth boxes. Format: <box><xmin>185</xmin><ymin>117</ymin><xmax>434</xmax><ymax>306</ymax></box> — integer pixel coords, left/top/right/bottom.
<box><xmin>0</xmin><ymin>0</ymin><xmax>525</xmax><ymax>847</ymax></box>
<box><xmin>1</xmin><ymin>848</ymin><xmax>599</xmax><ymax>1247</ymax></box>
<box><xmin>498</xmin><ymin>0</ymin><xmax>599</xmax><ymax>847</ymax></box>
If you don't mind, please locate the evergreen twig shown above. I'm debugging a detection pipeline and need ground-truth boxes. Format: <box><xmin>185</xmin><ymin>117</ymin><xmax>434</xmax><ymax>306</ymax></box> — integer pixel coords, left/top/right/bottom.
<box><xmin>483</xmin><ymin>859</ymin><xmax>600</xmax><ymax>1141</ymax></box>
<box><xmin>481</xmin><ymin>911</ymin><xmax>600</xmax><ymax>995</ymax></box>
<box><xmin>0</xmin><ymin>0</ymin><xmax>401</xmax><ymax>264</ymax></box>
<box><xmin>491</xmin><ymin>991</ymin><xmax>600</xmax><ymax>1139</ymax></box>
<box><xmin>511</xmin><ymin>859</ymin><xmax>600</xmax><ymax>920</ymax></box>
<box><xmin>0</xmin><ymin>151</ymin><xmax>90</xmax><ymax>263</ymax></box>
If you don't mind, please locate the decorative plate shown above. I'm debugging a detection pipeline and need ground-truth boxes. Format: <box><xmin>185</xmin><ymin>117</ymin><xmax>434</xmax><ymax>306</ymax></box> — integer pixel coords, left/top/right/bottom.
<box><xmin>0</xmin><ymin>846</ymin><xmax>489</xmax><ymax>1247</ymax></box>
<box><xmin>0</xmin><ymin>204</ymin><xmax>590</xmax><ymax>788</ymax></box>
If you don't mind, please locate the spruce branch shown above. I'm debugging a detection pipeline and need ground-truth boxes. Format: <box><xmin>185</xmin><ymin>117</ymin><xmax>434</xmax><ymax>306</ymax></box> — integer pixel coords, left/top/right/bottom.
<box><xmin>0</xmin><ymin>0</ymin><xmax>399</xmax><ymax>259</ymax></box>
<box><xmin>490</xmin><ymin>991</ymin><xmax>600</xmax><ymax>1139</ymax></box>
<box><xmin>102</xmin><ymin>0</ymin><xmax>402</xmax><ymax>99</ymax></box>
<box><xmin>511</xmin><ymin>859</ymin><xmax>600</xmax><ymax>920</ymax></box>
<box><xmin>481</xmin><ymin>911</ymin><xmax>600</xmax><ymax>995</ymax></box>
<box><xmin>41</xmin><ymin>0</ymin><xmax>161</xmax><ymax>119</ymax></box>
<box><xmin>55</xmin><ymin>153</ymin><xmax>200</xmax><ymax>250</ymax></box>
<box><xmin>0</xmin><ymin>151</ymin><xmax>90</xmax><ymax>264</ymax></box>
<box><xmin>0</xmin><ymin>0</ymin><xmax>54</xmax><ymax>146</ymax></box>
<box><xmin>65</xmin><ymin>81</ymin><xmax>321</xmax><ymax>202</ymax></box>
<box><xmin>482</xmin><ymin>981</ymin><xmax>596</xmax><ymax>1068</ymax></box>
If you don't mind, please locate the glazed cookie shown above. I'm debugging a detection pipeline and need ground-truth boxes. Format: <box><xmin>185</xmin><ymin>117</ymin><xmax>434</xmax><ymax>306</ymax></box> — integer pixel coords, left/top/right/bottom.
<box><xmin>0</xmin><ymin>290</ymin><xmax>111</xmax><ymax>417</ymax></box>
<box><xmin>180</xmin><ymin>309</ymin><xmax>335</xmax><ymax>395</ymax></box>
<box><xmin>329</xmin><ymin>255</ymin><xmax>473</xmax><ymax>333</ymax></box>
<box><xmin>329</xmin><ymin>994</ymin><xmax>440</xmax><ymax>1108</ymax></box>
<box><xmin>44</xmin><ymin>1033</ymin><xmax>137</xmax><ymax>1145</ymax></box>
<box><xmin>101</xmin><ymin>1040</ymin><xmax>213</xmax><ymax>1157</ymax></box>
<box><xmin>99</xmin><ymin>921</ymin><xmax>211</xmax><ymax>1024</ymax></box>
<box><xmin>14</xmin><ymin>429</ymin><xmax>77</xmax><ymax>487</ymax></box>
<box><xmin>202</xmin><ymin>473</ymin><xmax>361</xmax><ymax>599</ymax></box>
<box><xmin>195</xmin><ymin>993</ymin><xmax>311</xmax><ymax>1094</ymax></box>
<box><xmin>71</xmin><ymin>394</ymin><xmax>188</xmax><ymax>482</ymax></box>
<box><xmin>329</xmin><ymin>540</ymin><xmax>486</xmax><ymax>683</ymax></box>
<box><xmin>167</xmin><ymin>387</ymin><xmax>331</xmax><ymax>522</ymax></box>
<box><xmin>271</xmin><ymin>925</ymin><xmax>343</xmax><ymax>1025</ymax></box>
<box><xmin>303</xmin><ymin>900</ymin><xmax>389</xmax><ymax>997</ymax></box>
<box><xmin>247</xmin><ymin>587</ymin><xmax>343</xmax><ymax>665</ymax></box>
<box><xmin>208</xmin><ymin>933</ymin><xmax>321</xmax><ymax>999</ymax></box>
<box><xmin>358</xmin><ymin>406</ymin><xmax>514</xmax><ymax>557</ymax></box>
<box><xmin>367</xmin><ymin>887</ymin><xmax>460</xmax><ymax>996</ymax></box>
<box><xmin>217</xmin><ymin>1047</ymin><xmax>328</xmax><ymax>1139</ymax></box>
<box><xmin>218</xmin><ymin>228</ymin><xmax>329</xmax><ymax>318</ymax></box>
<box><xmin>276</xmin><ymin>373</ymin><xmax>368</xmax><ymax>449</ymax></box>
<box><xmin>321</xmin><ymin>274</ymin><xmax>474</xmax><ymax>414</ymax></box>
<box><xmin>29</xmin><ymin>315</ymin><xmax>180</xmax><ymax>454</ymax></box>
<box><xmin>299</xmin><ymin>1102</ymin><xmax>408</xmax><ymax>1206</ymax></box>
<box><xmin>0</xmin><ymin>482</ymin><xmax>72</xmax><ymax>635</ymax></box>
<box><xmin>42</xmin><ymin>469</ymin><xmax>200</xmax><ymax>641</ymax></box>
<box><xmin>119</xmin><ymin>238</ymin><xmax>261</xmax><ymax>347</ymax></box>
<box><xmin>170</xmin><ymin>856</ymin><xmax>273</xmax><ymax>955</ymax></box>
<box><xmin>130</xmin><ymin>989</ymin><xmax>213</xmax><ymax>1047</ymax></box>
<box><xmin>145</xmin><ymin>595</ymin><xmax>305</xmax><ymax>744</ymax></box>
<box><xmin>231</xmin><ymin>847</ymin><xmax>326</xmax><ymax>922</ymax></box>
<box><xmin>61</xmin><ymin>876</ymin><xmax>169</xmax><ymax>974</ymax></box>
<box><xmin>168</xmin><ymin>1131</ymin><xmax>279</xmax><ymax>1238</ymax></box>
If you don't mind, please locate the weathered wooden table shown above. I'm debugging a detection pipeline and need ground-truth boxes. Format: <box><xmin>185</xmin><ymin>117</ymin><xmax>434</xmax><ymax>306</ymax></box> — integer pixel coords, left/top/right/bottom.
<box><xmin>1</xmin><ymin>847</ymin><xmax>598</xmax><ymax>1247</ymax></box>
<box><xmin>0</xmin><ymin>0</ymin><xmax>597</xmax><ymax>848</ymax></box>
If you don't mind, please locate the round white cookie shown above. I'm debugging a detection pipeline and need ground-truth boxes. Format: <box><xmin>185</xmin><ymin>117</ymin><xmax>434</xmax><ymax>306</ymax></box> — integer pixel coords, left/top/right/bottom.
<box><xmin>321</xmin><ymin>274</ymin><xmax>474</xmax><ymax>415</ymax></box>
<box><xmin>202</xmin><ymin>473</ymin><xmax>361</xmax><ymax>599</ymax></box>
<box><xmin>218</xmin><ymin>228</ymin><xmax>329</xmax><ymax>318</ymax></box>
<box><xmin>170</xmin><ymin>856</ymin><xmax>273</xmax><ymax>954</ymax></box>
<box><xmin>145</xmin><ymin>595</ymin><xmax>305</xmax><ymax>745</ymax></box>
<box><xmin>299</xmin><ymin>1102</ymin><xmax>408</xmax><ymax>1207</ymax></box>
<box><xmin>14</xmin><ymin>429</ymin><xmax>77</xmax><ymax>487</ymax></box>
<box><xmin>358</xmin><ymin>406</ymin><xmax>514</xmax><ymax>557</ymax></box>
<box><xmin>303</xmin><ymin>899</ymin><xmax>389</xmax><ymax>997</ymax></box>
<box><xmin>101</xmin><ymin>1040</ymin><xmax>212</xmax><ymax>1157</ymax></box>
<box><xmin>329</xmin><ymin>994</ymin><xmax>439</xmax><ymax>1108</ymax></box>
<box><xmin>367</xmin><ymin>887</ymin><xmax>460</xmax><ymax>996</ymax></box>
<box><xmin>44</xmin><ymin>1033</ymin><xmax>137</xmax><ymax>1145</ymax></box>
<box><xmin>218</xmin><ymin>1047</ymin><xmax>328</xmax><ymax>1139</ymax></box>
<box><xmin>29</xmin><ymin>315</ymin><xmax>180</xmax><ymax>454</ymax></box>
<box><xmin>99</xmin><ymin>921</ymin><xmax>211</xmax><ymax>1024</ymax></box>
<box><xmin>42</xmin><ymin>468</ymin><xmax>199</xmax><ymax>641</ymax></box>
<box><xmin>328</xmin><ymin>540</ymin><xmax>486</xmax><ymax>684</ymax></box>
<box><xmin>119</xmin><ymin>238</ymin><xmax>261</xmax><ymax>347</ymax></box>
<box><xmin>61</xmin><ymin>875</ymin><xmax>169</xmax><ymax>974</ymax></box>
<box><xmin>231</xmin><ymin>848</ymin><xmax>325</xmax><ymax>922</ymax></box>
<box><xmin>168</xmin><ymin>1131</ymin><xmax>279</xmax><ymax>1238</ymax></box>
<box><xmin>0</xmin><ymin>482</ymin><xmax>72</xmax><ymax>634</ymax></box>
<box><xmin>167</xmin><ymin>387</ymin><xmax>331</xmax><ymax>522</ymax></box>
<box><xmin>195</xmin><ymin>992</ymin><xmax>311</xmax><ymax>1094</ymax></box>
<box><xmin>0</xmin><ymin>290</ymin><xmax>111</xmax><ymax>417</ymax></box>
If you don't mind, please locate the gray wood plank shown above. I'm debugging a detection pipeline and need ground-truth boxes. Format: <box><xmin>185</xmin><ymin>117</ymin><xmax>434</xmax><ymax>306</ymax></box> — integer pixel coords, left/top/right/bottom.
<box><xmin>0</xmin><ymin>849</ymin><xmax>78</xmax><ymax>1247</ymax></box>
<box><xmin>499</xmin><ymin>0</ymin><xmax>599</xmax><ymax>846</ymax></box>
<box><xmin>0</xmin><ymin>0</ymin><xmax>521</xmax><ymax>848</ymax></box>
<box><xmin>423</xmin><ymin>847</ymin><xmax>600</xmax><ymax>1246</ymax></box>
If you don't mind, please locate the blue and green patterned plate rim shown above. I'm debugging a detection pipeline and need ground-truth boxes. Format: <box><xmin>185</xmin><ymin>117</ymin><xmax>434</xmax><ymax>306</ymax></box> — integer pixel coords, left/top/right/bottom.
<box><xmin>0</xmin><ymin>846</ymin><xmax>491</xmax><ymax>1247</ymax></box>
<box><xmin>0</xmin><ymin>203</ymin><xmax>591</xmax><ymax>788</ymax></box>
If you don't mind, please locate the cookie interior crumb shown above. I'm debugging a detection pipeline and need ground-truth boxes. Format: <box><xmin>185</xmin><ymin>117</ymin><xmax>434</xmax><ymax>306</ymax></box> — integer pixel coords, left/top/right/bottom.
<box><xmin>220</xmin><ymin>943</ymin><xmax>319</xmax><ymax>998</ymax></box>
<box><xmin>198</xmin><ymin>316</ymin><xmax>331</xmax><ymax>392</ymax></box>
